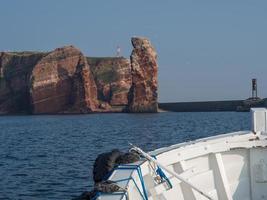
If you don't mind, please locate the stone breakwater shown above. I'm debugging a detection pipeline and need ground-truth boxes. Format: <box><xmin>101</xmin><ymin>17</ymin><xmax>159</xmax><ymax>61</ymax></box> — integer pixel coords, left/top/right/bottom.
<box><xmin>0</xmin><ymin>37</ymin><xmax>158</xmax><ymax>114</ymax></box>
<box><xmin>159</xmin><ymin>98</ymin><xmax>267</xmax><ymax>112</ymax></box>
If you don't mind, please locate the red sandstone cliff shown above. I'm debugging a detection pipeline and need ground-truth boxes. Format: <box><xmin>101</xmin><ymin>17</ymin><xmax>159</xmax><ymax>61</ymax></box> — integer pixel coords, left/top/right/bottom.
<box><xmin>0</xmin><ymin>37</ymin><xmax>158</xmax><ymax>114</ymax></box>
<box><xmin>0</xmin><ymin>52</ymin><xmax>46</xmax><ymax>114</ymax></box>
<box><xmin>30</xmin><ymin>46</ymin><xmax>98</xmax><ymax>114</ymax></box>
<box><xmin>127</xmin><ymin>37</ymin><xmax>158</xmax><ymax>112</ymax></box>
<box><xmin>88</xmin><ymin>57</ymin><xmax>131</xmax><ymax>111</ymax></box>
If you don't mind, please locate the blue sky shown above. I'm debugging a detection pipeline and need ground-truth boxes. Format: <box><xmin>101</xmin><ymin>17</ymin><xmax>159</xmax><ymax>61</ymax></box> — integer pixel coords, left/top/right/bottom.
<box><xmin>1</xmin><ymin>0</ymin><xmax>267</xmax><ymax>102</ymax></box>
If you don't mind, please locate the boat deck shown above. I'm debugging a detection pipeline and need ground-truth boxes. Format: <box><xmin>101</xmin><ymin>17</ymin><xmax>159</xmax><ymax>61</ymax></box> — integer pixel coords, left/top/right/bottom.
<box><xmin>96</xmin><ymin>108</ymin><xmax>267</xmax><ymax>200</ymax></box>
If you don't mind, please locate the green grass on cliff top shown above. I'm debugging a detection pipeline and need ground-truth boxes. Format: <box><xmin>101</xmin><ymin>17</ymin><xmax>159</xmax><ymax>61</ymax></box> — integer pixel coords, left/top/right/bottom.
<box><xmin>5</xmin><ymin>51</ymin><xmax>47</xmax><ymax>56</ymax></box>
<box><xmin>87</xmin><ymin>56</ymin><xmax>126</xmax><ymax>66</ymax></box>
<box><xmin>87</xmin><ymin>57</ymin><xmax>126</xmax><ymax>84</ymax></box>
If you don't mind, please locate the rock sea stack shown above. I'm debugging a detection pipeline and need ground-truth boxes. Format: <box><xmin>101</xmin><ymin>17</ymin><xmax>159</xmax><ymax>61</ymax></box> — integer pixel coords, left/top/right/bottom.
<box><xmin>128</xmin><ymin>37</ymin><xmax>158</xmax><ymax>112</ymax></box>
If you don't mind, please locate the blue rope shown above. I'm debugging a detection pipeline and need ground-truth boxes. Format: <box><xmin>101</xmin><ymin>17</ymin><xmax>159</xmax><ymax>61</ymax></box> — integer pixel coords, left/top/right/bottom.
<box><xmin>93</xmin><ymin>156</ymin><xmax>173</xmax><ymax>199</ymax></box>
<box><xmin>152</xmin><ymin>156</ymin><xmax>173</xmax><ymax>189</ymax></box>
<box><xmin>115</xmin><ymin>177</ymin><xmax>146</xmax><ymax>199</ymax></box>
<box><xmin>92</xmin><ymin>192</ymin><xmax>100</xmax><ymax>200</ymax></box>
<box><xmin>116</xmin><ymin>164</ymin><xmax>148</xmax><ymax>200</ymax></box>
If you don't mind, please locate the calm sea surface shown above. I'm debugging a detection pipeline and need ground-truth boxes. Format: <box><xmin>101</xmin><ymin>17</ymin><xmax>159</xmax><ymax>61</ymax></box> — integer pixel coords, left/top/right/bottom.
<box><xmin>0</xmin><ymin>112</ymin><xmax>250</xmax><ymax>200</ymax></box>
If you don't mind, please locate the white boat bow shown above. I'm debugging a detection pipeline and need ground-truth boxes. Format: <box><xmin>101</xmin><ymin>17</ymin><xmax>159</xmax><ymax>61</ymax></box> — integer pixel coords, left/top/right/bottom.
<box><xmin>95</xmin><ymin>108</ymin><xmax>267</xmax><ymax>200</ymax></box>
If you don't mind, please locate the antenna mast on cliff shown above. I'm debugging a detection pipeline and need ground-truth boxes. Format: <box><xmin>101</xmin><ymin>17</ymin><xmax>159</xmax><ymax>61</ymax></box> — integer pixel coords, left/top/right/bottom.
<box><xmin>116</xmin><ymin>46</ymin><xmax>121</xmax><ymax>57</ymax></box>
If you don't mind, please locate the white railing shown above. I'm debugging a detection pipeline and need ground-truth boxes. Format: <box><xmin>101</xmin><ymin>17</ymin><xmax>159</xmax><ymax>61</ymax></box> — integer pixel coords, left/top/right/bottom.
<box><xmin>251</xmin><ymin>108</ymin><xmax>267</xmax><ymax>135</ymax></box>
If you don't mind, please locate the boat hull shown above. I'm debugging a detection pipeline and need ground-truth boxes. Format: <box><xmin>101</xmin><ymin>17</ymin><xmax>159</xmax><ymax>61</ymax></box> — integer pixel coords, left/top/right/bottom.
<box><xmin>96</xmin><ymin>108</ymin><xmax>267</xmax><ymax>200</ymax></box>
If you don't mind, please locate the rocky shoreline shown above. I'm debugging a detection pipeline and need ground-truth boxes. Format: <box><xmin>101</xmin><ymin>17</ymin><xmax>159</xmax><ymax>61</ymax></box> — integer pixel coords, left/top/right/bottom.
<box><xmin>0</xmin><ymin>37</ymin><xmax>158</xmax><ymax>114</ymax></box>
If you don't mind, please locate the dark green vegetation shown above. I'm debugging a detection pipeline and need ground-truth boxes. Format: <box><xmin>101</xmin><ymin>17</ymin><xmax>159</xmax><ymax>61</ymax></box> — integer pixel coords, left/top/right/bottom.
<box><xmin>6</xmin><ymin>51</ymin><xmax>47</xmax><ymax>56</ymax></box>
<box><xmin>87</xmin><ymin>57</ymin><xmax>125</xmax><ymax>84</ymax></box>
<box><xmin>87</xmin><ymin>57</ymin><xmax>131</xmax><ymax>105</ymax></box>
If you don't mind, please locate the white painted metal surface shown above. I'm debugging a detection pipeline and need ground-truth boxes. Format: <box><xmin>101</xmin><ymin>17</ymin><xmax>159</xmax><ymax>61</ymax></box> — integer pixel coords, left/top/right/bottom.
<box><xmin>251</xmin><ymin>108</ymin><xmax>267</xmax><ymax>135</ymax></box>
<box><xmin>96</xmin><ymin>108</ymin><xmax>267</xmax><ymax>200</ymax></box>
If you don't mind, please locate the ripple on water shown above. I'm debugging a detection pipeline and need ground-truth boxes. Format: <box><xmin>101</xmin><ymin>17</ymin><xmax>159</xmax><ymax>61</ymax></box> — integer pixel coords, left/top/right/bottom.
<box><xmin>0</xmin><ymin>112</ymin><xmax>250</xmax><ymax>200</ymax></box>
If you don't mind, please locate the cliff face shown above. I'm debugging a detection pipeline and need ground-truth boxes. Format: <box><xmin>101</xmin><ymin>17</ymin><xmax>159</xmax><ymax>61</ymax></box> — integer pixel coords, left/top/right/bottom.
<box><xmin>128</xmin><ymin>37</ymin><xmax>158</xmax><ymax>112</ymax></box>
<box><xmin>0</xmin><ymin>52</ymin><xmax>46</xmax><ymax>114</ymax></box>
<box><xmin>0</xmin><ymin>37</ymin><xmax>158</xmax><ymax>114</ymax></box>
<box><xmin>31</xmin><ymin>46</ymin><xmax>98</xmax><ymax>114</ymax></box>
<box><xmin>88</xmin><ymin>57</ymin><xmax>131</xmax><ymax>111</ymax></box>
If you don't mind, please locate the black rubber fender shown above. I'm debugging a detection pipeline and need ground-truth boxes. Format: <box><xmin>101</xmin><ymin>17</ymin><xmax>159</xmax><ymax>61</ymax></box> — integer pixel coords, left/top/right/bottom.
<box><xmin>72</xmin><ymin>190</ymin><xmax>97</xmax><ymax>200</ymax></box>
<box><xmin>115</xmin><ymin>152</ymin><xmax>140</xmax><ymax>165</ymax></box>
<box><xmin>74</xmin><ymin>150</ymin><xmax>141</xmax><ymax>200</ymax></box>
<box><xmin>93</xmin><ymin>149</ymin><xmax>123</xmax><ymax>183</ymax></box>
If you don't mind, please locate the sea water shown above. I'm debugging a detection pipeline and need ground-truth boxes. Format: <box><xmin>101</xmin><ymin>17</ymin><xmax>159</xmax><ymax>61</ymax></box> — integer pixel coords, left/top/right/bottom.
<box><xmin>0</xmin><ymin>112</ymin><xmax>250</xmax><ymax>200</ymax></box>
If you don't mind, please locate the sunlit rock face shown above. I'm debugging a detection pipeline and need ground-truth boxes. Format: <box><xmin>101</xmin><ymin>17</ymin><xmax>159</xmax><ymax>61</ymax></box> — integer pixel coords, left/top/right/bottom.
<box><xmin>30</xmin><ymin>46</ymin><xmax>98</xmax><ymax>114</ymax></box>
<box><xmin>127</xmin><ymin>37</ymin><xmax>158</xmax><ymax>113</ymax></box>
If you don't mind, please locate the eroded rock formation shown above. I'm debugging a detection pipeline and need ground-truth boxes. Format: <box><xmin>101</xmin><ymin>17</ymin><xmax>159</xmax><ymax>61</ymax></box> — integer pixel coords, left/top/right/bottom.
<box><xmin>0</xmin><ymin>37</ymin><xmax>158</xmax><ymax>114</ymax></box>
<box><xmin>88</xmin><ymin>57</ymin><xmax>131</xmax><ymax>111</ymax></box>
<box><xmin>31</xmin><ymin>46</ymin><xmax>98</xmax><ymax>114</ymax></box>
<box><xmin>128</xmin><ymin>37</ymin><xmax>158</xmax><ymax>112</ymax></box>
<box><xmin>0</xmin><ymin>52</ymin><xmax>46</xmax><ymax>114</ymax></box>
